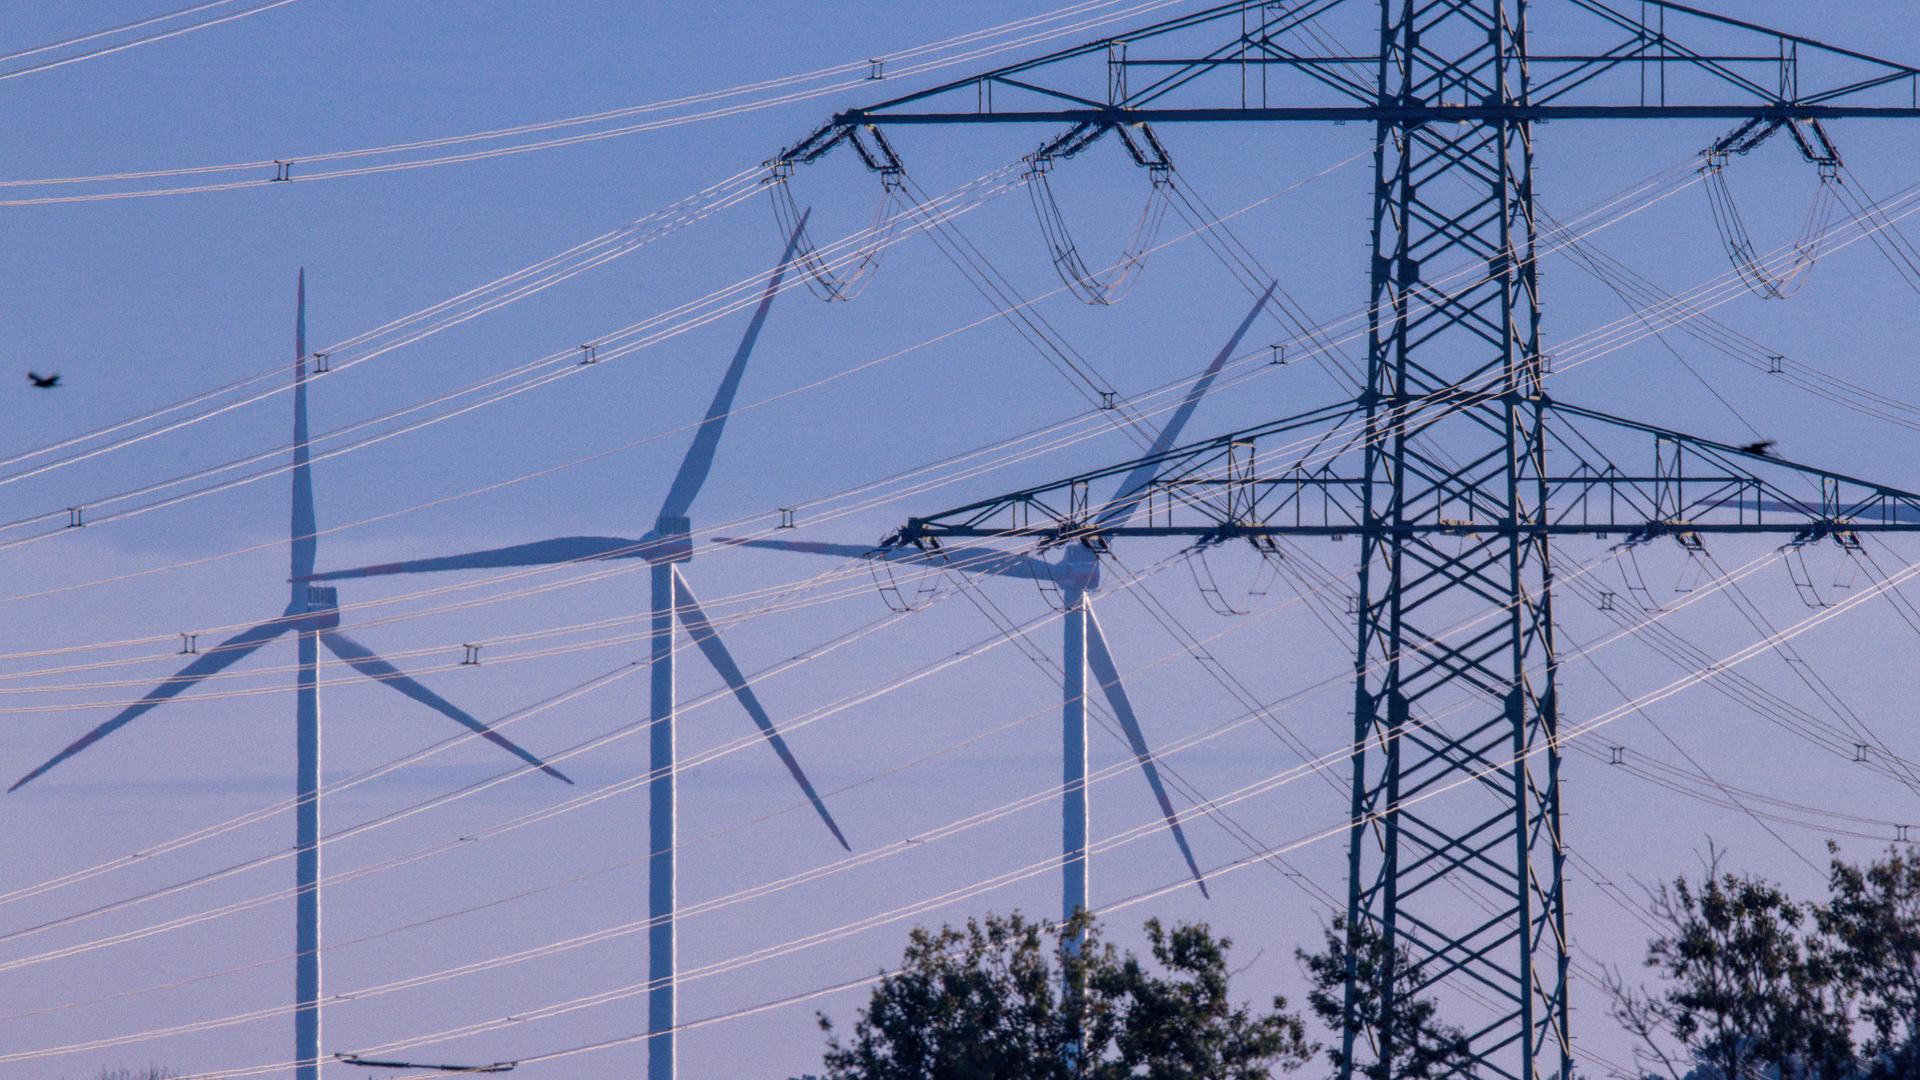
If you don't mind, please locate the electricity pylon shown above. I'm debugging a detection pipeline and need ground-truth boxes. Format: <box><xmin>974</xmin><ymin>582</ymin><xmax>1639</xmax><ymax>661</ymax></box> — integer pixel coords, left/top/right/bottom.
<box><xmin>771</xmin><ymin>3</ymin><xmax>1920</xmax><ymax>1077</ymax></box>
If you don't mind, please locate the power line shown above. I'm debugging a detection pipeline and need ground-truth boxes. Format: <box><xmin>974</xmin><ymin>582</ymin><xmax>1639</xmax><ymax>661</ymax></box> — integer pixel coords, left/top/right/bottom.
<box><xmin>95</xmin><ymin>541</ymin><xmax>1911</xmax><ymax>1079</ymax></box>
<box><xmin>0</xmin><ymin>0</ymin><xmax>1197</xmax><ymax>205</ymax></box>
<box><xmin>0</xmin><ymin>0</ymin><xmax>305</xmax><ymax>83</ymax></box>
<box><xmin>5</xmin><ymin>538</ymin><xmax>1849</xmax><ymax>1045</ymax></box>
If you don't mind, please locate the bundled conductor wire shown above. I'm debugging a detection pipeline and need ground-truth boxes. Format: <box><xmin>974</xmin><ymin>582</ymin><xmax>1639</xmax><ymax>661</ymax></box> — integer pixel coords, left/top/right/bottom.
<box><xmin>771</xmin><ymin>170</ymin><xmax>906</xmax><ymax>302</ymax></box>
<box><xmin>1024</xmin><ymin>123</ymin><xmax>1177</xmax><ymax>305</ymax></box>
<box><xmin>1701</xmin><ymin>117</ymin><xmax>1845</xmax><ymax>300</ymax></box>
<box><xmin>1026</xmin><ymin>164</ymin><xmax>1172</xmax><ymax>305</ymax></box>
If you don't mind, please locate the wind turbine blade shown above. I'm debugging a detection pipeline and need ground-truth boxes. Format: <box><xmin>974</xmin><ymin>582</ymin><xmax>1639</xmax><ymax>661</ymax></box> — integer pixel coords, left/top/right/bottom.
<box><xmin>711</xmin><ymin>537</ymin><xmax>880</xmax><ymax>559</ymax></box>
<box><xmin>714</xmin><ymin>537</ymin><xmax>1052</xmax><ymax>580</ymax></box>
<box><xmin>922</xmin><ymin>545</ymin><xmax>1056</xmax><ymax>580</ymax></box>
<box><xmin>1096</xmin><ymin>283</ymin><xmax>1276</xmax><ymax>530</ymax></box>
<box><xmin>671</xmin><ymin>573</ymin><xmax>850</xmax><ymax>850</ymax></box>
<box><xmin>655</xmin><ymin>212</ymin><xmax>810</xmax><ymax>523</ymax></box>
<box><xmin>1083</xmin><ymin>606</ymin><xmax>1209</xmax><ymax>897</ymax></box>
<box><xmin>320</xmin><ymin>631</ymin><xmax>572</xmax><ymax>784</ymax></box>
<box><xmin>291</xmin><ymin>269</ymin><xmax>317</xmax><ymax>584</ymax></box>
<box><xmin>10</xmin><ymin>619</ymin><xmax>291</xmax><ymax>792</ymax></box>
<box><xmin>301</xmin><ymin>535</ymin><xmax>657</xmax><ymax>581</ymax></box>
<box><xmin>1754</xmin><ymin>498</ymin><xmax>1920</xmax><ymax>523</ymax></box>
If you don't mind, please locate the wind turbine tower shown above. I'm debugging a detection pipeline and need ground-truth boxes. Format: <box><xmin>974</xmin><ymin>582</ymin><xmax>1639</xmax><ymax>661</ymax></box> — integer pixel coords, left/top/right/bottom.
<box><xmin>8</xmin><ymin>274</ymin><xmax>571</xmax><ymax>1080</ymax></box>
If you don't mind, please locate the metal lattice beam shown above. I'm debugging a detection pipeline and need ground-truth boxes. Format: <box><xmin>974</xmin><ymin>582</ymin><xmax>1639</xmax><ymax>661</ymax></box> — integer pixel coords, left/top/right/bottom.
<box><xmin>884</xmin><ymin>401</ymin><xmax>1920</xmax><ymax>545</ymax></box>
<box><xmin>774</xmin><ymin>0</ymin><xmax>1920</xmax><ymax>171</ymax></box>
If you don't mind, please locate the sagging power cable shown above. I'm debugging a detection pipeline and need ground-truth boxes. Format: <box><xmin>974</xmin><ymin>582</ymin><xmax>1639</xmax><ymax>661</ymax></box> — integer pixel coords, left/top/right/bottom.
<box><xmin>0</xmin><ymin>0</ymin><xmax>1193</xmax><ymax>205</ymax></box>
<box><xmin>0</xmin><ymin>0</ymin><xmax>304</xmax><ymax>83</ymax></box>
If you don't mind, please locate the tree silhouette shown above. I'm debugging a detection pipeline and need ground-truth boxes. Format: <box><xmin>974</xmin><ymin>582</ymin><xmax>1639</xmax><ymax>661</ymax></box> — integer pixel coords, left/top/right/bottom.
<box><xmin>798</xmin><ymin>911</ymin><xmax>1309</xmax><ymax>1079</ymax></box>
<box><xmin>1297</xmin><ymin>916</ymin><xmax>1474</xmax><ymax>1080</ymax></box>
<box><xmin>1608</xmin><ymin>849</ymin><xmax>1856</xmax><ymax>1080</ymax></box>
<box><xmin>1821</xmin><ymin>845</ymin><xmax>1920</xmax><ymax>1079</ymax></box>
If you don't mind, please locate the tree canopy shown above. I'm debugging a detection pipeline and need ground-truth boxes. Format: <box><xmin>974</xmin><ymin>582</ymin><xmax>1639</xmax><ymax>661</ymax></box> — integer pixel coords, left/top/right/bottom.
<box><xmin>1297</xmin><ymin>916</ymin><xmax>1474</xmax><ymax>1080</ymax></box>
<box><xmin>798</xmin><ymin>911</ymin><xmax>1310</xmax><ymax>1080</ymax></box>
<box><xmin>794</xmin><ymin>845</ymin><xmax>1920</xmax><ymax>1079</ymax></box>
<box><xmin>1612</xmin><ymin>845</ymin><xmax>1920</xmax><ymax>1080</ymax></box>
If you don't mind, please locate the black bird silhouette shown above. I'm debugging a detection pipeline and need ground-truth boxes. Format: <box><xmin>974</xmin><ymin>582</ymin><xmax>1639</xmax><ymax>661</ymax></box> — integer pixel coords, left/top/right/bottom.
<box><xmin>26</xmin><ymin>372</ymin><xmax>58</xmax><ymax>389</ymax></box>
<box><xmin>1738</xmin><ymin>439</ymin><xmax>1777</xmax><ymax>457</ymax></box>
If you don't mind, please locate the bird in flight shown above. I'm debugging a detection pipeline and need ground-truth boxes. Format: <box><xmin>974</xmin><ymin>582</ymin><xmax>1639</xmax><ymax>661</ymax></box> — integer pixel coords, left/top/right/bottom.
<box><xmin>1738</xmin><ymin>439</ymin><xmax>1777</xmax><ymax>457</ymax></box>
<box><xmin>26</xmin><ymin>372</ymin><xmax>58</xmax><ymax>388</ymax></box>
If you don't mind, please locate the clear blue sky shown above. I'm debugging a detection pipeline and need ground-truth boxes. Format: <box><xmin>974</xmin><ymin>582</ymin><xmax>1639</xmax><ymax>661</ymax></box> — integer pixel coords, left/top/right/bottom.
<box><xmin>4</xmin><ymin>3</ymin><xmax>1920</xmax><ymax>1077</ymax></box>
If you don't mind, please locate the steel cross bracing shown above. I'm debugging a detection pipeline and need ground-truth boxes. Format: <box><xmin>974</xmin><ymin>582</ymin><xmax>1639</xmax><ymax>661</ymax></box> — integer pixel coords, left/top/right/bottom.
<box><xmin>772</xmin><ymin>2</ymin><xmax>1920</xmax><ymax>1079</ymax></box>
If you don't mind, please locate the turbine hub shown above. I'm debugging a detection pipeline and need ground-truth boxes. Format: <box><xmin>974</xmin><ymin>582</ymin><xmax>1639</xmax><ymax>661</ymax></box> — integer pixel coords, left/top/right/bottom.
<box><xmin>1055</xmin><ymin>545</ymin><xmax>1102</xmax><ymax>594</ymax></box>
<box><xmin>648</xmin><ymin>516</ymin><xmax>694</xmax><ymax>565</ymax></box>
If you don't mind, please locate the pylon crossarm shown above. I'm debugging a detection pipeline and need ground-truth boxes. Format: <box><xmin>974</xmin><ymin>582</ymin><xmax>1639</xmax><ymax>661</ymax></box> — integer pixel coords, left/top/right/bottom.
<box><xmin>771</xmin><ymin>0</ymin><xmax>1374</xmax><ymax>168</ymax></box>
<box><xmin>1555</xmin><ymin>0</ymin><xmax>1918</xmax><ymax>107</ymax></box>
<box><xmin>879</xmin><ymin>400</ymin><xmax>1360</xmax><ymax>548</ymax></box>
<box><xmin>774</xmin><ymin>0</ymin><xmax>1920</xmax><ymax>168</ymax></box>
<box><xmin>1544</xmin><ymin>401</ymin><xmax>1920</xmax><ymax>535</ymax></box>
<box><xmin>1566</xmin><ymin>0</ymin><xmax>1920</xmax><ymax>107</ymax></box>
<box><xmin>886</xmin><ymin>395</ymin><xmax>1920</xmax><ymax>548</ymax></box>
<box><xmin>772</xmin><ymin>0</ymin><xmax>1388</xmax><ymax>168</ymax></box>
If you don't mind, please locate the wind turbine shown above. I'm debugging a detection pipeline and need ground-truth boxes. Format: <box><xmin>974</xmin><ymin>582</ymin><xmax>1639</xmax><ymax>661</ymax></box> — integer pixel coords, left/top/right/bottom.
<box><xmin>8</xmin><ymin>272</ymin><xmax>570</xmax><ymax>1080</ymax></box>
<box><xmin>298</xmin><ymin>221</ymin><xmax>845</xmax><ymax>1080</ymax></box>
<box><xmin>724</xmin><ymin>284</ymin><xmax>1276</xmax><ymax>940</ymax></box>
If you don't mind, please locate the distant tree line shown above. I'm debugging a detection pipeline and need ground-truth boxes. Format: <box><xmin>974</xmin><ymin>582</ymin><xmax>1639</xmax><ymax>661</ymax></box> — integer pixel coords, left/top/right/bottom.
<box><xmin>73</xmin><ymin>848</ymin><xmax>1920</xmax><ymax>1080</ymax></box>
<box><xmin>794</xmin><ymin>844</ymin><xmax>1920</xmax><ymax>1079</ymax></box>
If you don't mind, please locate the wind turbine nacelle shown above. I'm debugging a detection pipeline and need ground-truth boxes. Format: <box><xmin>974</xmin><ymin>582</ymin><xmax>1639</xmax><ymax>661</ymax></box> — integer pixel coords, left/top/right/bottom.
<box><xmin>297</xmin><ymin>586</ymin><xmax>343</xmax><ymax>631</ymax></box>
<box><xmin>1052</xmin><ymin>544</ymin><xmax>1103</xmax><ymax>597</ymax></box>
<box><xmin>647</xmin><ymin>517</ymin><xmax>694</xmax><ymax>565</ymax></box>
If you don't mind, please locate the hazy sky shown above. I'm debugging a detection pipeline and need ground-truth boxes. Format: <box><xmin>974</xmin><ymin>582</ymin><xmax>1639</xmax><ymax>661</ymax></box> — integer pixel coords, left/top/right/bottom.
<box><xmin>5</xmin><ymin>3</ymin><xmax>1920</xmax><ymax>1078</ymax></box>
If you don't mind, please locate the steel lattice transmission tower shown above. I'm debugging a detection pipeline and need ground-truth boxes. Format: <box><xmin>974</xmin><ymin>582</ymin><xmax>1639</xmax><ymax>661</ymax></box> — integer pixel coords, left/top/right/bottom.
<box><xmin>773</xmin><ymin>2</ymin><xmax>1920</xmax><ymax>1077</ymax></box>
<box><xmin>1349</xmin><ymin>3</ymin><xmax>1568</xmax><ymax>1071</ymax></box>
